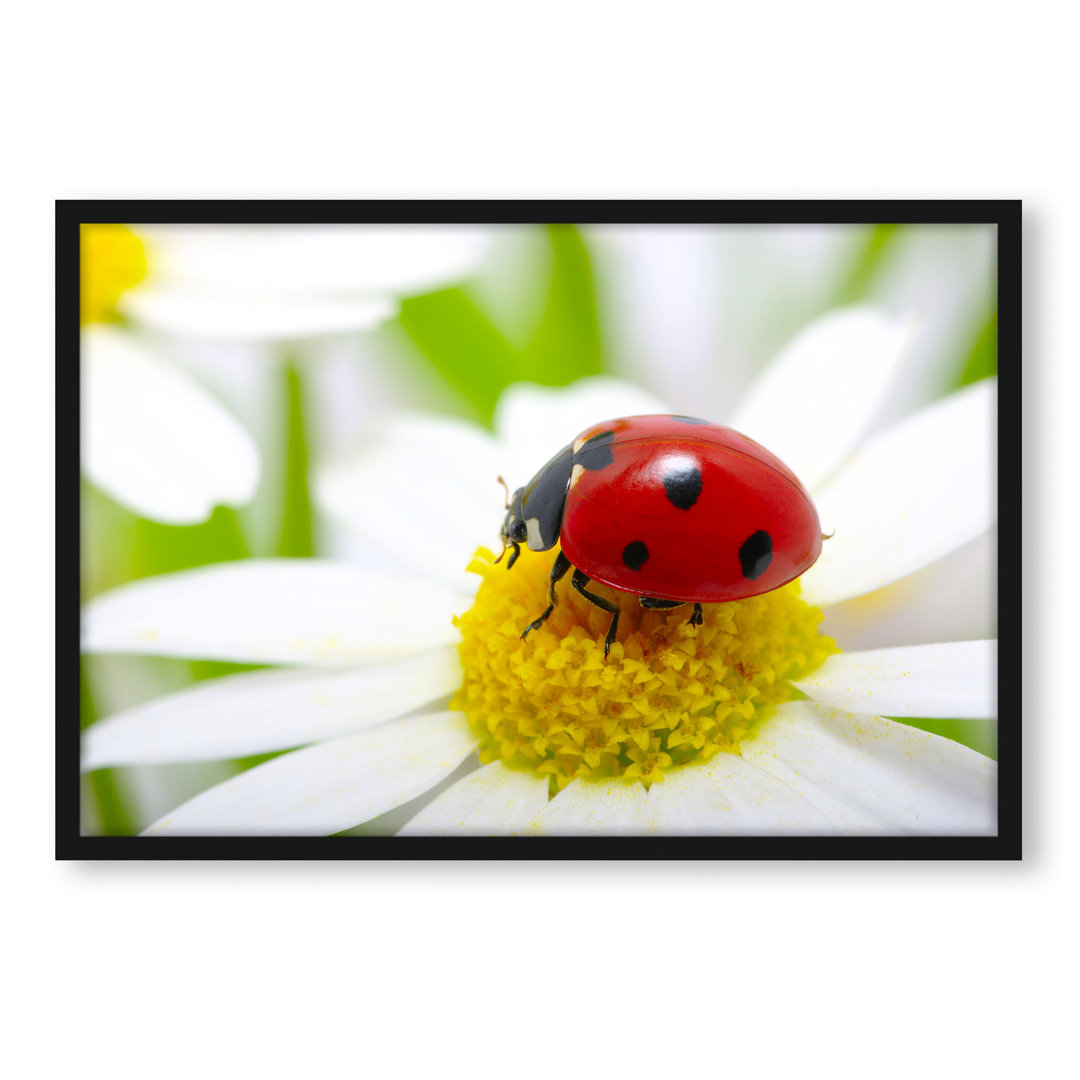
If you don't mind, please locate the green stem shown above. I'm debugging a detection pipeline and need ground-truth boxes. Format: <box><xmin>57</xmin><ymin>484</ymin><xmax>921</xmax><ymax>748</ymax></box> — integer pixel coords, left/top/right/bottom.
<box><xmin>276</xmin><ymin>357</ymin><xmax>317</xmax><ymax>557</ymax></box>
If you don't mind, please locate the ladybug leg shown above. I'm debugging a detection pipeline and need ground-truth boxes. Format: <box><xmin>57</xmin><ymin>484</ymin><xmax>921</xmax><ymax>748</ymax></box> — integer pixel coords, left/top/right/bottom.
<box><xmin>571</xmin><ymin>569</ymin><xmax>621</xmax><ymax>658</ymax></box>
<box><xmin>520</xmin><ymin>550</ymin><xmax>572</xmax><ymax>640</ymax></box>
<box><xmin>639</xmin><ymin>597</ymin><xmax>704</xmax><ymax>630</ymax></box>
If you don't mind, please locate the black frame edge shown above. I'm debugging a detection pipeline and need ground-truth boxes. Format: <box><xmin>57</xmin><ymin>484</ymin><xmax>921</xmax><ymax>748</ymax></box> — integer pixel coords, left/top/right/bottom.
<box><xmin>58</xmin><ymin>199</ymin><xmax>1022</xmax><ymax>862</ymax></box>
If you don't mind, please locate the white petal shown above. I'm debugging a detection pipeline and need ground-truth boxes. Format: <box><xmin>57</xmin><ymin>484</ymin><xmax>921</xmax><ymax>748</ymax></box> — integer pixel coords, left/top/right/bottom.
<box><xmin>588</xmin><ymin>225</ymin><xmax>855</xmax><ymax>422</ymax></box>
<box><xmin>531</xmin><ymin>777</ymin><xmax>651</xmax><ymax>835</ymax></box>
<box><xmin>83</xmin><ymin>560</ymin><xmax>470</xmax><ymax>664</ymax></box>
<box><xmin>314</xmin><ymin>413</ymin><xmax>500</xmax><ymax>593</ymax></box>
<box><xmin>794</xmin><ymin>641</ymin><xmax>996</xmax><ymax>720</ymax></box>
<box><xmin>83</xmin><ymin>326</ymin><xmax>260</xmax><ymax>523</ymax></box>
<box><xmin>122</xmin><ymin>286</ymin><xmax>397</xmax><ymax>341</ymax></box>
<box><xmin>647</xmin><ymin>754</ymin><xmax>838</xmax><ymax>834</ymax></box>
<box><xmin>142</xmin><ymin>710</ymin><xmax>478</xmax><ymax>836</ymax></box>
<box><xmin>821</xmin><ymin>529</ymin><xmax>996</xmax><ymax>651</ymax></box>
<box><xmin>396</xmin><ymin>761</ymin><xmax>550</xmax><ymax>836</ymax></box>
<box><xmin>122</xmin><ymin>761</ymin><xmax>241</xmax><ymax>835</ymax></box>
<box><xmin>493</xmin><ymin>376</ymin><xmax>671</xmax><ymax>487</ymax></box>
<box><xmin>730</xmin><ymin>307</ymin><xmax>915</xmax><ymax>491</ymax></box>
<box><xmin>800</xmin><ymin>378</ymin><xmax>996</xmax><ymax>608</ymax></box>
<box><xmin>139</xmin><ymin>225</ymin><xmax>491</xmax><ymax>295</ymax></box>
<box><xmin>82</xmin><ymin>647</ymin><xmax>462</xmax><ymax>768</ymax></box>
<box><xmin>741</xmin><ymin>701</ymin><xmax>996</xmax><ymax>835</ymax></box>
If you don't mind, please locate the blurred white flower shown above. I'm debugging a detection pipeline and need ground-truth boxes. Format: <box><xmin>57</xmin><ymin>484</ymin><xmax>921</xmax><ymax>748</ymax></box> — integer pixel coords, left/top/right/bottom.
<box><xmin>80</xmin><ymin>223</ymin><xmax>490</xmax><ymax>524</ymax></box>
<box><xmin>591</xmin><ymin>223</ymin><xmax>994</xmax><ymax>428</ymax></box>
<box><xmin>83</xmin><ymin>324</ymin><xmax>261</xmax><ymax>524</ymax></box>
<box><xmin>122</xmin><ymin>225</ymin><xmax>489</xmax><ymax>342</ymax></box>
<box><xmin>81</xmin><ymin>308</ymin><xmax>998</xmax><ymax>836</ymax></box>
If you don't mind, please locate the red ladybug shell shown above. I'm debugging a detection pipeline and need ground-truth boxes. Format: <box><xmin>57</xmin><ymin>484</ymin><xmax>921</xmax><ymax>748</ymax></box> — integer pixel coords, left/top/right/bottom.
<box><xmin>558</xmin><ymin>415</ymin><xmax>822</xmax><ymax>603</ymax></box>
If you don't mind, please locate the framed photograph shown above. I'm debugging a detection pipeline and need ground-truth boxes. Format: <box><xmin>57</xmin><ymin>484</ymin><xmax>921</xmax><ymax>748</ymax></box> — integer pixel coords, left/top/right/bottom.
<box><xmin>59</xmin><ymin>201</ymin><xmax>1019</xmax><ymax>858</ymax></box>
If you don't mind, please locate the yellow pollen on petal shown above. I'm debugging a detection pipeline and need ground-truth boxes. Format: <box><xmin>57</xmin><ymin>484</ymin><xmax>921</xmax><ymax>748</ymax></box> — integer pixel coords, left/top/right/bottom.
<box><xmin>453</xmin><ymin>546</ymin><xmax>839</xmax><ymax>792</ymax></box>
<box><xmin>80</xmin><ymin>224</ymin><xmax>148</xmax><ymax>325</ymax></box>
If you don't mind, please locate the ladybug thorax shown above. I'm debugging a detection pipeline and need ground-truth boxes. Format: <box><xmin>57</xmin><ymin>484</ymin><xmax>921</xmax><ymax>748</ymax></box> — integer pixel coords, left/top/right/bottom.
<box><xmin>510</xmin><ymin>442</ymin><xmax>575</xmax><ymax>552</ymax></box>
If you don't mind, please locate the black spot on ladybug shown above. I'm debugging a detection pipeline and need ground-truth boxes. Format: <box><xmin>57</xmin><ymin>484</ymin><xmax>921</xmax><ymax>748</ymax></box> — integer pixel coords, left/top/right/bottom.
<box><xmin>739</xmin><ymin>530</ymin><xmax>773</xmax><ymax>580</ymax></box>
<box><xmin>662</xmin><ymin>461</ymin><xmax>703</xmax><ymax>510</ymax></box>
<box><xmin>670</xmin><ymin>415</ymin><xmax>711</xmax><ymax>425</ymax></box>
<box><xmin>622</xmin><ymin>540</ymin><xmax>650</xmax><ymax>571</ymax></box>
<box><xmin>574</xmin><ymin>430</ymin><xmax>615</xmax><ymax>471</ymax></box>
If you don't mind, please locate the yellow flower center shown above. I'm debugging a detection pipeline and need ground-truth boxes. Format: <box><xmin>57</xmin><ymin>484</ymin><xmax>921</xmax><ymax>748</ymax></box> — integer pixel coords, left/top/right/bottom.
<box><xmin>453</xmin><ymin>545</ymin><xmax>838</xmax><ymax>792</ymax></box>
<box><xmin>80</xmin><ymin>224</ymin><xmax>148</xmax><ymax>325</ymax></box>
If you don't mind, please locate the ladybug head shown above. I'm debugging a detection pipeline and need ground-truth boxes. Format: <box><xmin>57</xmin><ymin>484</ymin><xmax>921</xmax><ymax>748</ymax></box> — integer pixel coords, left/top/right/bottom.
<box><xmin>500</xmin><ymin>487</ymin><xmax>528</xmax><ymax>545</ymax></box>
<box><xmin>496</xmin><ymin>486</ymin><xmax>528</xmax><ymax>566</ymax></box>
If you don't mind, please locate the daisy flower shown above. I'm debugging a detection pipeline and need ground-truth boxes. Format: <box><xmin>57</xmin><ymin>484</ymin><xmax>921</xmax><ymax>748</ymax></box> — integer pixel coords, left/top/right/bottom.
<box><xmin>81</xmin><ymin>307</ymin><xmax>997</xmax><ymax>836</ymax></box>
<box><xmin>80</xmin><ymin>223</ymin><xmax>489</xmax><ymax>524</ymax></box>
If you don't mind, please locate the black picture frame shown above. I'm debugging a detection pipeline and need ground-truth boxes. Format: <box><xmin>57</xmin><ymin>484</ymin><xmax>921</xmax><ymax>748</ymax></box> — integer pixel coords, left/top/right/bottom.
<box><xmin>58</xmin><ymin>199</ymin><xmax>1021</xmax><ymax>860</ymax></box>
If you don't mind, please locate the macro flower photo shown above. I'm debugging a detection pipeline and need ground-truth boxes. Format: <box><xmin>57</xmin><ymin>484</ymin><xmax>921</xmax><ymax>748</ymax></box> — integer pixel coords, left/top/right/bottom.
<box><xmin>68</xmin><ymin>208</ymin><xmax>1010</xmax><ymax>849</ymax></box>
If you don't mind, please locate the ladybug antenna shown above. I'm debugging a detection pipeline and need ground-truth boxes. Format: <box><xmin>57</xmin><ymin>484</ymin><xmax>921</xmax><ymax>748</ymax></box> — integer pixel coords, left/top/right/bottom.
<box><xmin>822</xmin><ymin>529</ymin><xmax>836</xmax><ymax>541</ymax></box>
<box><xmin>497</xmin><ymin>475</ymin><xmax>511</xmax><ymax>509</ymax></box>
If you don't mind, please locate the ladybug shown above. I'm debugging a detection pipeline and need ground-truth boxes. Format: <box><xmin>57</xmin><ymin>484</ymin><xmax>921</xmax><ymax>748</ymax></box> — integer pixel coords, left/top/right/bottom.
<box><xmin>498</xmin><ymin>414</ymin><xmax>825</xmax><ymax>657</ymax></box>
